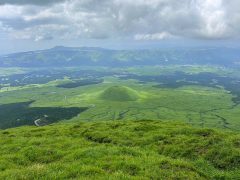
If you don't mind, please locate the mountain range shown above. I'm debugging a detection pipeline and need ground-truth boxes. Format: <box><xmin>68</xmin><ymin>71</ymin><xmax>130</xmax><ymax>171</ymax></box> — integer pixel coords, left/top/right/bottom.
<box><xmin>1</xmin><ymin>46</ymin><xmax>240</xmax><ymax>67</ymax></box>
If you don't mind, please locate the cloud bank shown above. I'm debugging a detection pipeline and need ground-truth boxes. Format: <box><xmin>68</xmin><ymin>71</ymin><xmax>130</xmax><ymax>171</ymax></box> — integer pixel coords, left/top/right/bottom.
<box><xmin>0</xmin><ymin>0</ymin><xmax>239</xmax><ymax>41</ymax></box>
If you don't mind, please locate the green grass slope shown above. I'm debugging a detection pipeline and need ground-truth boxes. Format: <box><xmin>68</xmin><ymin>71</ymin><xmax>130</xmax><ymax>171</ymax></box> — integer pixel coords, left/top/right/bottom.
<box><xmin>100</xmin><ymin>86</ymin><xmax>140</xmax><ymax>101</ymax></box>
<box><xmin>0</xmin><ymin>120</ymin><xmax>239</xmax><ymax>179</ymax></box>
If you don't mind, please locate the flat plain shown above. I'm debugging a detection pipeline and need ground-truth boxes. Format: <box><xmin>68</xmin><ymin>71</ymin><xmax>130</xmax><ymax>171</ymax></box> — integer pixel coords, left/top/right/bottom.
<box><xmin>0</xmin><ymin>65</ymin><xmax>240</xmax><ymax>131</ymax></box>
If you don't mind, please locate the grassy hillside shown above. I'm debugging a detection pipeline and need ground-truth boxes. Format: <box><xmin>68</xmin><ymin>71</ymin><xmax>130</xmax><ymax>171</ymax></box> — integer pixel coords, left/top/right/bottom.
<box><xmin>0</xmin><ymin>120</ymin><xmax>239</xmax><ymax>179</ymax></box>
<box><xmin>100</xmin><ymin>86</ymin><xmax>140</xmax><ymax>101</ymax></box>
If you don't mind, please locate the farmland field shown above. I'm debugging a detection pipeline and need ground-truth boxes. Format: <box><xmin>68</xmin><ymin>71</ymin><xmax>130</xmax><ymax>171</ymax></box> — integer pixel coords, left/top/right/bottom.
<box><xmin>1</xmin><ymin>65</ymin><xmax>240</xmax><ymax>131</ymax></box>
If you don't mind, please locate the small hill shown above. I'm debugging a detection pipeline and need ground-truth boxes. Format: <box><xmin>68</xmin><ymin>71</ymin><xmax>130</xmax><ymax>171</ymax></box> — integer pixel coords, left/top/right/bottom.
<box><xmin>100</xmin><ymin>86</ymin><xmax>139</xmax><ymax>101</ymax></box>
<box><xmin>0</xmin><ymin>120</ymin><xmax>239</xmax><ymax>179</ymax></box>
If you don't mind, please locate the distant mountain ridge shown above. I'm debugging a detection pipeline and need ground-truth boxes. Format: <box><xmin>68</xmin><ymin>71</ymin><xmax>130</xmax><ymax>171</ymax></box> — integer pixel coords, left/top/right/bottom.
<box><xmin>1</xmin><ymin>46</ymin><xmax>240</xmax><ymax>67</ymax></box>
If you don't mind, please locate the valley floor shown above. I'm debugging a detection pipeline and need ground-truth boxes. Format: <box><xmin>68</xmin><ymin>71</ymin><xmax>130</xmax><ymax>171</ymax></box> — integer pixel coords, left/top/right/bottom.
<box><xmin>1</xmin><ymin>65</ymin><xmax>240</xmax><ymax>131</ymax></box>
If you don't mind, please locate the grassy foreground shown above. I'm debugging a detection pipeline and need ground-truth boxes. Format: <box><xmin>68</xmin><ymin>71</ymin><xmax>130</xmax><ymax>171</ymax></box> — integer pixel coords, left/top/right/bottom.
<box><xmin>0</xmin><ymin>120</ymin><xmax>240</xmax><ymax>179</ymax></box>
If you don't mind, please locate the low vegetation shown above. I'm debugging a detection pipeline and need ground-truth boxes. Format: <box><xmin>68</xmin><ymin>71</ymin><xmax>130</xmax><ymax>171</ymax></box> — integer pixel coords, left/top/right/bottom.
<box><xmin>1</xmin><ymin>66</ymin><xmax>240</xmax><ymax>130</ymax></box>
<box><xmin>100</xmin><ymin>86</ymin><xmax>140</xmax><ymax>101</ymax></box>
<box><xmin>57</xmin><ymin>79</ymin><xmax>103</xmax><ymax>89</ymax></box>
<box><xmin>0</xmin><ymin>120</ymin><xmax>239</xmax><ymax>179</ymax></box>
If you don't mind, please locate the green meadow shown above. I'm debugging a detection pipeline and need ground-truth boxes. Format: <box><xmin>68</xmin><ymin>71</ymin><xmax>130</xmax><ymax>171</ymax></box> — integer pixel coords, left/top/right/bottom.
<box><xmin>0</xmin><ymin>120</ymin><xmax>239</xmax><ymax>179</ymax></box>
<box><xmin>0</xmin><ymin>69</ymin><xmax>239</xmax><ymax>131</ymax></box>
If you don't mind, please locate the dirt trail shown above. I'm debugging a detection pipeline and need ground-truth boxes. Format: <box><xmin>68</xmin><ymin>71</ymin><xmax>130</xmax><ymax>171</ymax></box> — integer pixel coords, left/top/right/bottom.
<box><xmin>34</xmin><ymin>119</ymin><xmax>41</xmax><ymax>127</ymax></box>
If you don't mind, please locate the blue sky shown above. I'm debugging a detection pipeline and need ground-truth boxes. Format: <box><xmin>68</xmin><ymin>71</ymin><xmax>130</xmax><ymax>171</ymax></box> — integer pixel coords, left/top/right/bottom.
<box><xmin>0</xmin><ymin>0</ymin><xmax>240</xmax><ymax>54</ymax></box>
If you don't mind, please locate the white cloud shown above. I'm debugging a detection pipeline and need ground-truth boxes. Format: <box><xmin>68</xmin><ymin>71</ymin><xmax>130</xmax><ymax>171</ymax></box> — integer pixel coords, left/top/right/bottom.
<box><xmin>134</xmin><ymin>32</ymin><xmax>174</xmax><ymax>40</ymax></box>
<box><xmin>0</xmin><ymin>0</ymin><xmax>239</xmax><ymax>41</ymax></box>
<box><xmin>0</xmin><ymin>0</ymin><xmax>65</xmax><ymax>6</ymax></box>
<box><xmin>195</xmin><ymin>0</ymin><xmax>228</xmax><ymax>38</ymax></box>
<box><xmin>0</xmin><ymin>4</ymin><xmax>24</xmax><ymax>18</ymax></box>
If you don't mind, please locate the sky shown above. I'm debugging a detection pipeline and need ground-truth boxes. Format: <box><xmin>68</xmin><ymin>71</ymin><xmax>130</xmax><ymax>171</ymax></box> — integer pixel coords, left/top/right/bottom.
<box><xmin>0</xmin><ymin>0</ymin><xmax>240</xmax><ymax>54</ymax></box>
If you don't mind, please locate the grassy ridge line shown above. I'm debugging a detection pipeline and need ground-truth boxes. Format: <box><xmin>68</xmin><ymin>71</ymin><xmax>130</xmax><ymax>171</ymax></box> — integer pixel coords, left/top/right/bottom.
<box><xmin>0</xmin><ymin>120</ymin><xmax>240</xmax><ymax>179</ymax></box>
